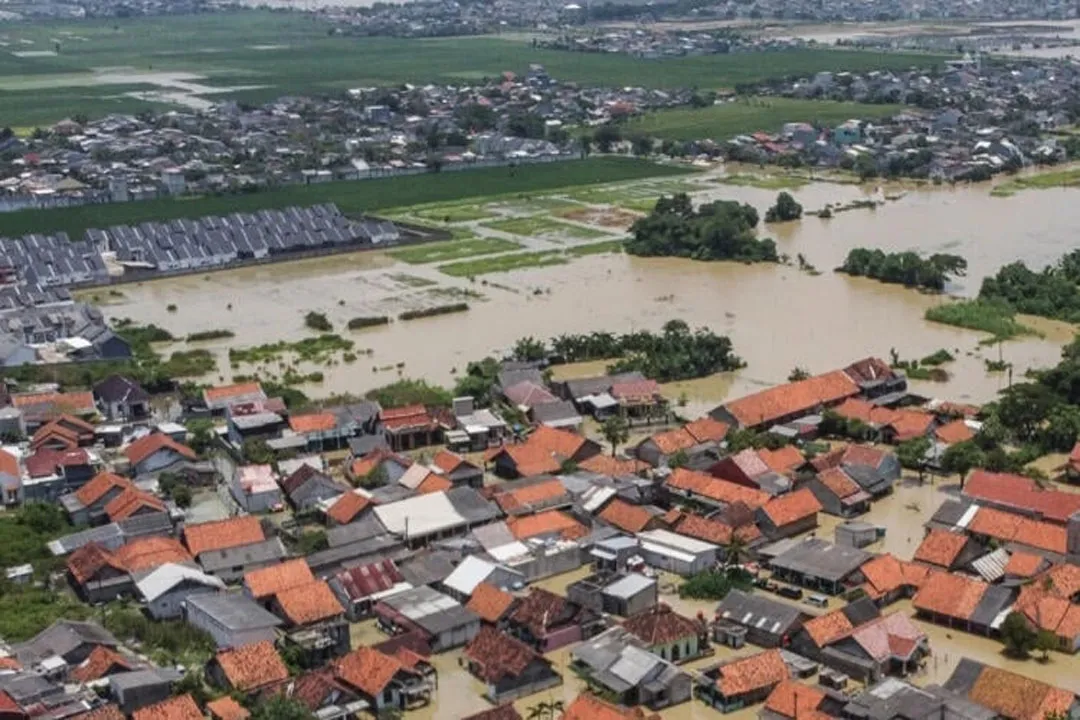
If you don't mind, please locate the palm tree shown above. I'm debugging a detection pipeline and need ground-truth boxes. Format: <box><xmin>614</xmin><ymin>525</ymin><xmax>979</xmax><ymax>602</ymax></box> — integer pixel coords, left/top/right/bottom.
<box><xmin>725</xmin><ymin>533</ymin><xmax>748</xmax><ymax>570</ymax></box>
<box><xmin>601</xmin><ymin>415</ymin><xmax>630</xmax><ymax>457</ymax></box>
<box><xmin>526</xmin><ymin>700</ymin><xmax>565</xmax><ymax>720</ymax></box>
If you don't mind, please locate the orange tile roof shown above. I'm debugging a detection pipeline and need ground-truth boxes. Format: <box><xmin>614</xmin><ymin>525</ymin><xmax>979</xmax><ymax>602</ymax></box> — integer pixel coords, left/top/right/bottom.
<box><xmin>622</xmin><ymin>606</ymin><xmax>701</xmax><ymax>646</ymax></box>
<box><xmin>327</xmin><ymin>491</ymin><xmax>372</xmax><ymax>525</ymax></box>
<box><xmin>964</xmin><ymin>470</ymin><xmax>1080</xmax><ymax>524</ymax></box>
<box><xmin>466</xmin><ymin>582</ymin><xmax>517</xmax><ymax>623</ymax></box>
<box><xmin>967</xmin><ymin>665</ymin><xmax>1077</xmax><ymax>720</ymax></box>
<box><xmin>104</xmin><ymin>488</ymin><xmax>165</xmax><ymax>521</ymax></box>
<box><xmin>13</xmin><ymin>391</ymin><xmax>94</xmax><ymax>414</ymax></box>
<box><xmin>764</xmin><ymin>681</ymin><xmax>827</xmax><ymax>719</ymax></box>
<box><xmin>647</xmin><ymin>428</ymin><xmax>697</xmax><ymax>456</ymax></box>
<box><xmin>578</xmin><ymin>454</ymin><xmax>649</xmax><ymax>476</ymax></box>
<box><xmin>912</xmin><ymin>571</ymin><xmax>988</xmax><ymax>621</ymax></box>
<box><xmin>817</xmin><ymin>467</ymin><xmax>862</xmax><ymax>499</ymax></box>
<box><xmin>561</xmin><ymin>693</ymin><xmax>660</xmax><ymax>720</ymax></box>
<box><xmin>288</xmin><ymin>413</ymin><xmax>337</xmax><ymax>434</ymax></box>
<box><xmin>912</xmin><ymin>529</ymin><xmax>968</xmax><ymax>568</ymax></box>
<box><xmin>723</xmin><ymin>371</ymin><xmax>859</xmax><ymax>428</ymax></box>
<box><xmin>684</xmin><ymin>417</ymin><xmax>730</xmax><ymax>444</ymax></box>
<box><xmin>490</xmin><ymin>442</ymin><xmax>562</xmax><ymax>478</ymax></box>
<box><xmin>204</xmin><ymin>382</ymin><xmax>263</xmax><ymax>403</ymax></box>
<box><xmin>244</xmin><ymin>558</ymin><xmax>314</xmax><ymax>600</ymax></box>
<box><xmin>131</xmin><ymin>695</ymin><xmax>203</xmax><ymax>720</ymax></box>
<box><xmin>31</xmin><ymin>420</ymin><xmax>79</xmax><ymax>450</ymax></box>
<box><xmin>431</xmin><ymin>450</ymin><xmax>467</xmax><ymax>474</ymax></box>
<box><xmin>70</xmin><ymin>645</ymin><xmax>131</xmax><ymax>683</ymax></box>
<box><xmin>73</xmin><ymin>705</ymin><xmax>125</xmax><ymax>720</ymax></box>
<box><xmin>506</xmin><ymin>509</ymin><xmax>588</xmax><ymax>541</ymax></box>
<box><xmin>214</xmin><ymin>641</ymin><xmax>289</xmax><ymax>691</ymax></box>
<box><xmin>74</xmin><ymin>471</ymin><xmax>133</xmax><ymax>507</ymax></box>
<box><xmin>463</xmin><ymin>626</ymin><xmax>544</xmax><ymax>683</ymax></box>
<box><xmin>598</xmin><ymin>498</ymin><xmax>654</xmax><ymax>534</ymax></box>
<box><xmin>935</xmin><ymin>419</ymin><xmax>976</xmax><ymax>445</ymax></box>
<box><xmin>274</xmin><ymin>580</ymin><xmax>344</xmax><ymax>625</ymax></box>
<box><xmin>0</xmin><ymin>449</ymin><xmax>18</xmax><ymax>480</ymax></box>
<box><xmin>206</xmin><ymin>698</ymin><xmax>249</xmax><ymax>720</ymax></box>
<box><xmin>124</xmin><ymin>433</ymin><xmax>196</xmax><ymax>466</ymax></box>
<box><xmin>1003</xmin><ymin>552</ymin><xmax>1046</xmax><ymax>578</ymax></box>
<box><xmin>802</xmin><ymin>610</ymin><xmax>854</xmax><ymax>648</ymax></box>
<box><xmin>967</xmin><ymin>507</ymin><xmax>1067</xmax><ymax>554</ymax></box>
<box><xmin>494</xmin><ymin>478</ymin><xmax>568</xmax><ymax>513</ymax></box>
<box><xmin>1044</xmin><ymin>564</ymin><xmax>1080</xmax><ymax>598</ymax></box>
<box><xmin>381</xmin><ymin>404</ymin><xmax>436</xmax><ymax>431</ymax></box>
<box><xmin>416</xmin><ymin>473</ymin><xmax>452</xmax><ymax>495</ymax></box>
<box><xmin>334</xmin><ymin>647</ymin><xmax>403</xmax><ymax>697</ymax></box>
<box><xmin>526</xmin><ymin>425</ymin><xmax>588</xmax><ymax>458</ymax></box>
<box><xmin>674</xmin><ymin>513</ymin><xmax>761</xmax><ymax>546</ymax></box>
<box><xmin>666</xmin><ymin>468</ymin><xmax>770</xmax><ymax>509</ymax></box>
<box><xmin>758</xmin><ymin>446</ymin><xmax>805</xmax><ymax>475</ymax></box>
<box><xmin>184</xmin><ymin>515</ymin><xmax>265</xmax><ymax>556</ymax></box>
<box><xmin>887</xmin><ymin>410</ymin><xmax>934</xmax><ymax>442</ymax></box>
<box><xmin>716</xmin><ymin>649</ymin><xmax>789</xmax><ymax>697</ymax></box>
<box><xmin>761</xmin><ymin>488</ymin><xmax>821</xmax><ymax>528</ymax></box>
<box><xmin>67</xmin><ymin>543</ymin><xmax>126</xmax><ymax>585</ymax></box>
<box><xmin>113</xmin><ymin>536</ymin><xmax>191</xmax><ymax>573</ymax></box>
<box><xmin>859</xmin><ymin>554</ymin><xmax>931</xmax><ymax>599</ymax></box>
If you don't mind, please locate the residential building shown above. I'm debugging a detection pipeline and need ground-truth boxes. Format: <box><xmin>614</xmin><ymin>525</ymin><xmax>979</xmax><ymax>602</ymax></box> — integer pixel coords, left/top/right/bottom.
<box><xmin>198</xmin><ymin>538</ymin><xmax>289</xmax><ymax>583</ymax></box>
<box><xmin>123</xmin><ymin>433</ymin><xmax>196</xmax><ymax>477</ymax></box>
<box><xmin>697</xmin><ymin>649</ymin><xmax>790</xmax><ymax>713</ymax></box>
<box><xmin>441</xmin><ymin>555</ymin><xmax>525</xmax><ymax>602</ymax></box>
<box><xmin>280</xmin><ymin>464</ymin><xmax>346</xmax><ymax>511</ymax></box>
<box><xmin>663</xmin><ymin>468</ymin><xmax>770</xmax><ymax>513</ymax></box>
<box><xmin>182</xmin><ymin>516</ymin><xmax>265</xmax><ymax>560</ymax></box>
<box><xmin>634</xmin><ymin>417</ymin><xmax>729</xmax><ymax>468</ymax></box>
<box><xmin>944</xmin><ymin>658</ymin><xmax>1078</xmax><ymax>720</ymax></box>
<box><xmin>636</xmin><ymin>529</ymin><xmax>718</xmax><ymax>576</ymax></box>
<box><xmin>61</xmin><ymin>471</ymin><xmax>135</xmax><ymax>526</ymax></box>
<box><xmin>382</xmin><ymin>405</ymin><xmax>443</xmax><ymax>451</ymax></box>
<box><xmin>202</xmin><ymin>383</ymin><xmax>267</xmax><ymax>415</ymax></box>
<box><xmin>621</xmin><ymin>605</ymin><xmax>706</xmax><ymax>663</ymax></box>
<box><xmin>506</xmin><ymin>588</ymin><xmax>599</xmax><ymax>652</ymax></box>
<box><xmin>333</xmin><ymin>646</ymin><xmax>433</xmax><ymax>711</ymax></box>
<box><xmin>462</xmin><ymin>626</ymin><xmax>561</xmax><ymax>703</ymax></box>
<box><xmin>184</xmin><ymin>592</ymin><xmax>284</xmax><ymax>649</ymax></box>
<box><xmin>429</xmin><ymin>449</ymin><xmax>483</xmax><ymax>488</ymax></box>
<box><xmin>329</xmin><ymin>559</ymin><xmax>410</xmax><ymax>621</ymax></box>
<box><xmin>811</xmin><ymin>445</ymin><xmax>901</xmax><ymax>497</ymax></box>
<box><xmin>485</xmin><ymin>425</ymin><xmax>601</xmax><ymax>478</ymax></box>
<box><xmin>806</xmin><ymin>467</ymin><xmax>871</xmax><ymax>517</ymax></box>
<box><xmin>92</xmin><ymin>376</ymin><xmax>149</xmax><ymax>421</ymax></box>
<box><xmin>597</xmin><ymin>498</ymin><xmax>663</xmax><ymax>535</ymax></box>
<box><xmin>767</xmin><ymin>537</ymin><xmax>871</xmax><ymax>595</ymax></box>
<box><xmin>569</xmin><ymin>626</ymin><xmax>692</xmax><ymax>710</ymax></box>
<box><xmin>756</xmin><ymin>489</ymin><xmax>822</xmax><ymax>540</ymax></box>
<box><xmin>566</xmin><ymin>572</ymin><xmax>657</xmax><ymax>618</ymax></box>
<box><xmin>913</xmin><ymin>529</ymin><xmax>979</xmax><ymax>571</ymax></box>
<box><xmin>373</xmin><ymin>585</ymin><xmax>480</xmax><ymax>652</ymax></box>
<box><xmin>912</xmin><ymin>572</ymin><xmax>1013</xmax><ymax>636</ymax></box>
<box><xmin>208</xmin><ymin>641</ymin><xmax>289</xmax><ymax>695</ymax></box>
<box><xmin>715</xmin><ymin>590</ymin><xmax>806</xmax><ymax>649</ymax></box>
<box><xmin>230</xmin><ymin>464</ymin><xmax>282</xmax><ymax>513</ymax></box>
<box><xmin>134</xmin><ymin>563</ymin><xmax>225</xmax><ymax>620</ymax></box>
<box><xmin>131</xmin><ymin>695</ymin><xmax>202</xmax><ymax>720</ymax></box>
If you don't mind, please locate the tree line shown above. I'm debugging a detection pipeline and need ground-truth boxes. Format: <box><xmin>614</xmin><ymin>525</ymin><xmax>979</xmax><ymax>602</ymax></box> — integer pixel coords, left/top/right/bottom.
<box><xmin>837</xmin><ymin>248</ymin><xmax>967</xmax><ymax>291</ymax></box>
<box><xmin>625</xmin><ymin>192</ymin><xmax>778</xmax><ymax>262</ymax></box>
<box><xmin>978</xmin><ymin>249</ymin><xmax>1080</xmax><ymax>323</ymax></box>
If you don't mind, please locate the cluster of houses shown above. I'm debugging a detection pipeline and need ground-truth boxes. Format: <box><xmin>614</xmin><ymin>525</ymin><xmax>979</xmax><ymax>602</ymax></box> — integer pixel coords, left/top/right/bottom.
<box><xmin>721</xmin><ymin>57</ymin><xmax>1080</xmax><ymax>181</ymax></box>
<box><xmin>0</xmin><ymin>348</ymin><xmax>1079</xmax><ymax>720</ymax></box>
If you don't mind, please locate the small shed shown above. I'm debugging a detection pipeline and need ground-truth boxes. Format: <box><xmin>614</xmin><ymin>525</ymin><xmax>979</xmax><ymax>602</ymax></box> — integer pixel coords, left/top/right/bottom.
<box><xmin>636</xmin><ymin>529</ymin><xmax>717</xmax><ymax>576</ymax></box>
<box><xmin>835</xmin><ymin>521</ymin><xmax>881</xmax><ymax>549</ymax></box>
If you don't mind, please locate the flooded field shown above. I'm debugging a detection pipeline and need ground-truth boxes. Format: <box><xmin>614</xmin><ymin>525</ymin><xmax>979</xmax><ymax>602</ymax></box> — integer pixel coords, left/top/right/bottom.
<box><xmin>104</xmin><ymin>171</ymin><xmax>1079</xmax><ymax>412</ymax></box>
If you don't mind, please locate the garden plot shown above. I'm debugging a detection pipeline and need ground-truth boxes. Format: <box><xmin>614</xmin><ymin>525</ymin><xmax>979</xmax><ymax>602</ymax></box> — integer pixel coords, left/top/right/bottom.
<box><xmin>483</xmin><ymin>215</ymin><xmax>610</xmax><ymax>241</ymax></box>
<box><xmin>558</xmin><ymin>206</ymin><xmax>642</xmax><ymax>231</ymax></box>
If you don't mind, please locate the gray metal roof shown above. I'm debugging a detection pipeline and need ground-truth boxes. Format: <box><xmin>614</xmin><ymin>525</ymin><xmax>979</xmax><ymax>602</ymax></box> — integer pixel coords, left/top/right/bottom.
<box><xmin>16</xmin><ymin>621</ymin><xmax>118</xmax><ymax>665</ymax></box>
<box><xmin>108</xmin><ymin>668</ymin><xmax>182</xmax><ymax>692</ymax></box>
<box><xmin>186</xmin><ymin>592</ymin><xmax>283</xmax><ymax>631</ymax></box>
<box><xmin>327</xmin><ymin>514</ymin><xmax>388</xmax><ymax>548</ymax></box>
<box><xmin>445</xmin><ymin>486</ymin><xmax>500</xmax><ymax>525</ymax></box>
<box><xmin>48</xmin><ymin>524</ymin><xmax>124</xmax><ymax>555</ymax></box>
<box><xmin>197</xmin><ymin>538</ymin><xmax>287</xmax><ymax>573</ymax></box>
<box><xmin>379</xmin><ymin>585</ymin><xmax>477</xmax><ymax>635</ymax></box>
<box><xmin>716</xmin><ymin>589</ymin><xmax>803</xmax><ymax>636</ymax></box>
<box><xmin>769</xmin><ymin>537</ymin><xmax>872</xmax><ymax>582</ymax></box>
<box><xmin>603</xmin><ymin>573</ymin><xmax>655</xmax><ymax>599</ymax></box>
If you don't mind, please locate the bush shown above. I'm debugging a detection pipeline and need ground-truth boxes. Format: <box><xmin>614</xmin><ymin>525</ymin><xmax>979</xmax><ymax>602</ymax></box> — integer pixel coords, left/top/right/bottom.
<box><xmin>765</xmin><ymin>191</ymin><xmax>803</xmax><ymax>222</ymax></box>
<box><xmin>102</xmin><ymin>606</ymin><xmax>215</xmax><ymax>665</ymax></box>
<box><xmin>925</xmin><ymin>300</ymin><xmax>1036</xmax><ymax>341</ymax></box>
<box><xmin>838</xmin><ymin>248</ymin><xmax>966</xmax><ymax>292</ymax></box>
<box><xmin>365</xmin><ymin>379</ymin><xmax>452</xmax><ymax>408</ymax></box>
<box><xmin>398</xmin><ymin>303</ymin><xmax>469</xmax><ymax>321</ymax></box>
<box><xmin>186</xmin><ymin>329</ymin><xmax>235</xmax><ymax>342</ymax></box>
<box><xmin>304</xmin><ymin>312</ymin><xmax>333</xmax><ymax>332</ymax></box>
<box><xmin>347</xmin><ymin>316</ymin><xmax>390</xmax><ymax>330</ymax></box>
<box><xmin>679</xmin><ymin>568</ymin><xmax>754</xmax><ymax>600</ymax></box>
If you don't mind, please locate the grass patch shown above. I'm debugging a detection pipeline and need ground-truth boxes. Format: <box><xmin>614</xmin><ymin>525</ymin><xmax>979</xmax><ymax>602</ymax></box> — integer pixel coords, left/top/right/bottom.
<box><xmin>4</xmin><ymin>158</ymin><xmax>689</xmax><ymax>238</ymax></box>
<box><xmin>387</xmin><ymin>272</ymin><xmax>437</xmax><ymax>288</ymax></box>
<box><xmin>229</xmin><ymin>334</ymin><xmax>353</xmax><ymax>364</ymax></box>
<box><xmin>716</xmin><ymin>173</ymin><xmax>812</xmax><ymax>190</ymax></box>
<box><xmin>389</xmin><ymin>236</ymin><xmax>521</xmax><ymax>264</ymax></box>
<box><xmin>619</xmin><ymin>197</ymin><xmax>659</xmax><ymax>213</ymax></box>
<box><xmin>991</xmin><ymin>167</ymin><xmax>1080</xmax><ymax>197</ymax></box>
<box><xmin>487</xmin><ymin>196</ymin><xmax>582</xmax><ymax>215</ymax></box>
<box><xmin>186</xmin><ymin>329</ymin><xmax>235</xmax><ymax>342</ymax></box>
<box><xmin>484</xmin><ymin>215</ymin><xmax>609</xmax><ymax>239</ymax></box>
<box><xmin>924</xmin><ymin>300</ymin><xmax>1040</xmax><ymax>341</ymax></box>
<box><xmin>566</xmin><ymin>239</ymin><xmax>625</xmax><ymax>256</ymax></box>
<box><xmin>627</xmin><ymin>97</ymin><xmax>907</xmax><ymax>141</ymax></box>
<box><xmin>438</xmin><ymin>250</ymin><xmax>567</xmax><ymax>277</ymax></box>
<box><xmin>410</xmin><ymin>203</ymin><xmax>493</xmax><ymax>223</ymax></box>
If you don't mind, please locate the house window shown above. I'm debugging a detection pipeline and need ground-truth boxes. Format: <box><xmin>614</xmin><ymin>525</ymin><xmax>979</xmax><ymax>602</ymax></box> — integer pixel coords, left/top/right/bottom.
<box><xmin>382</xmin><ymin>688</ymin><xmax>394</xmax><ymax>704</ymax></box>
<box><xmin>671</xmin><ymin>643</ymin><xmax>681</xmax><ymax>662</ymax></box>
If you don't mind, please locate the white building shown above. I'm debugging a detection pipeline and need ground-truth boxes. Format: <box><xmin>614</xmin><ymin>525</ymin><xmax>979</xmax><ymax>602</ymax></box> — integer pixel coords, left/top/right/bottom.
<box><xmin>135</xmin><ymin>563</ymin><xmax>225</xmax><ymax>619</ymax></box>
<box><xmin>636</xmin><ymin>529</ymin><xmax>718</xmax><ymax>576</ymax></box>
<box><xmin>231</xmin><ymin>464</ymin><xmax>282</xmax><ymax>513</ymax></box>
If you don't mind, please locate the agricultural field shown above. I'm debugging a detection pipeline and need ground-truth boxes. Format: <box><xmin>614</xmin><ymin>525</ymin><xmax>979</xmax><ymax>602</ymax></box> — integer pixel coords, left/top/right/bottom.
<box><xmin>388</xmin><ymin>236</ymin><xmax>521</xmax><ymax>264</ymax></box>
<box><xmin>483</xmin><ymin>215</ymin><xmax>610</xmax><ymax>240</ymax></box>
<box><xmin>624</xmin><ymin>97</ymin><xmax>909</xmax><ymax>141</ymax></box>
<box><xmin>0</xmin><ymin>157</ymin><xmax>693</xmax><ymax>238</ymax></box>
<box><xmin>0</xmin><ymin>11</ymin><xmax>949</xmax><ymax>126</ymax></box>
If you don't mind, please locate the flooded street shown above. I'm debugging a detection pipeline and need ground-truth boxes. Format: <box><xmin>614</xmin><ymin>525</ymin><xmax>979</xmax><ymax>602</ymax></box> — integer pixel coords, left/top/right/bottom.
<box><xmin>103</xmin><ymin>174</ymin><xmax>1079</xmax><ymax>412</ymax></box>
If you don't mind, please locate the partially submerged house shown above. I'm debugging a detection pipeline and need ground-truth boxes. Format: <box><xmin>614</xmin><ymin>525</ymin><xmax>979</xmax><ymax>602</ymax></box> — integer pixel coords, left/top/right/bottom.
<box><xmin>697</xmin><ymin>649</ymin><xmax>790</xmax><ymax>713</ymax></box>
<box><xmin>507</xmin><ymin>588</ymin><xmax>600</xmax><ymax>652</ymax></box>
<box><xmin>462</xmin><ymin>626</ymin><xmax>561</xmax><ymax>703</ymax></box>
<box><xmin>569</xmin><ymin>626</ymin><xmax>692</xmax><ymax>711</ymax></box>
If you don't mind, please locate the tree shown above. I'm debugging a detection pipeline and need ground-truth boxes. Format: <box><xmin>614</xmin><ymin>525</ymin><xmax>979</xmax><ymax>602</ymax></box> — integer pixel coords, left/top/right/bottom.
<box><xmin>1041</xmin><ymin>404</ymin><xmax>1080</xmax><ymax>452</ymax></box>
<box><xmin>724</xmin><ymin>533</ymin><xmax>749</xmax><ymax>569</ymax></box>
<box><xmin>242</xmin><ymin>438</ymin><xmax>276</xmax><ymax>465</ymax></box>
<box><xmin>512</xmin><ymin>336</ymin><xmax>547</xmax><ymax>362</ymax></box>
<box><xmin>170</xmin><ymin>485</ymin><xmax>193</xmax><ymax>508</ymax></box>
<box><xmin>186</xmin><ymin>418</ymin><xmax>216</xmax><ymax>455</ymax></box>
<box><xmin>896</xmin><ymin>436</ymin><xmax>931</xmax><ymax>472</ymax></box>
<box><xmin>669</xmin><ymin>449</ymin><xmax>689</xmax><ymax>469</ymax></box>
<box><xmin>996</xmin><ymin>383</ymin><xmax>1060</xmax><ymax>443</ymax></box>
<box><xmin>526</xmin><ymin>701</ymin><xmax>564</xmax><ymax>720</ymax></box>
<box><xmin>593</xmin><ymin>124</ymin><xmax>622</xmax><ymax>153</ymax></box>
<box><xmin>788</xmin><ymin>367</ymin><xmax>810</xmax><ymax>382</ymax></box>
<box><xmin>940</xmin><ymin>441</ymin><xmax>985</xmax><ymax>488</ymax></box>
<box><xmin>601</xmin><ymin>416</ymin><xmax>630</xmax><ymax>457</ymax></box>
<box><xmin>765</xmin><ymin>192</ymin><xmax>803</xmax><ymax>222</ymax></box>
<box><xmin>1000</xmin><ymin>611</ymin><xmax>1037</xmax><ymax>658</ymax></box>
<box><xmin>252</xmin><ymin>695</ymin><xmax>316</xmax><ymax>720</ymax></box>
<box><xmin>1035</xmin><ymin>628</ymin><xmax>1058</xmax><ymax>662</ymax></box>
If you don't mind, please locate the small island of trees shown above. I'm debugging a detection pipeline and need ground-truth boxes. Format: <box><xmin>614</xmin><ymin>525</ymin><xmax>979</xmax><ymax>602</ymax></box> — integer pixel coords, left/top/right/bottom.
<box><xmin>625</xmin><ymin>193</ymin><xmax>778</xmax><ymax>263</ymax></box>
<box><xmin>837</xmin><ymin>248</ymin><xmax>967</xmax><ymax>291</ymax></box>
<box><xmin>765</xmin><ymin>191</ymin><xmax>803</xmax><ymax>223</ymax></box>
<box><xmin>978</xmin><ymin>249</ymin><xmax>1080</xmax><ymax>323</ymax></box>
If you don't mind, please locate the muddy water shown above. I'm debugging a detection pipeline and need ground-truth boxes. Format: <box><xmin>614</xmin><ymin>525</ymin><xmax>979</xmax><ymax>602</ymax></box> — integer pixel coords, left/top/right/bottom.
<box><xmin>106</xmin><ymin>179</ymin><xmax>1079</xmax><ymax>411</ymax></box>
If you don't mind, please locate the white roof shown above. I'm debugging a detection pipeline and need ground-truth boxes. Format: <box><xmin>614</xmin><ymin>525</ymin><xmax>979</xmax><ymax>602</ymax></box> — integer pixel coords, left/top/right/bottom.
<box><xmin>134</xmin><ymin>563</ymin><xmax>225</xmax><ymax>602</ymax></box>
<box><xmin>956</xmin><ymin>503</ymin><xmax>980</xmax><ymax>529</ymax></box>
<box><xmin>156</xmin><ymin>422</ymin><xmax>187</xmax><ymax>435</ymax></box>
<box><xmin>442</xmin><ymin>555</ymin><xmax>497</xmax><ymax>596</ymax></box>
<box><xmin>278</xmin><ymin>455</ymin><xmax>324</xmax><ymax>476</ymax></box>
<box><xmin>487</xmin><ymin>540</ymin><xmax>532</xmax><ymax>563</ymax></box>
<box><xmin>604</xmin><ymin>573</ymin><xmax>654</xmax><ymax>599</ymax></box>
<box><xmin>640</xmin><ymin>540</ymin><xmax>697</xmax><ymax>564</ymax></box>
<box><xmin>582</xmin><ymin>486</ymin><xmax>617</xmax><ymax>514</ymax></box>
<box><xmin>638</xmin><ymin>528</ymin><xmax>717</xmax><ymax>555</ymax></box>
<box><xmin>398</xmin><ymin>463</ymin><xmax>433</xmax><ymax>490</ymax></box>
<box><xmin>373</xmin><ymin>492</ymin><xmax>467</xmax><ymax>537</ymax></box>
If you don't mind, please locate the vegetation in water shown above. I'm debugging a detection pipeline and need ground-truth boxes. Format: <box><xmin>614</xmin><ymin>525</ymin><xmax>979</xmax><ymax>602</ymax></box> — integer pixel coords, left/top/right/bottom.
<box><xmin>304</xmin><ymin>312</ymin><xmax>333</xmax><ymax>332</ymax></box>
<box><xmin>837</xmin><ymin>248</ymin><xmax>967</xmax><ymax>291</ymax></box>
<box><xmin>229</xmin><ymin>335</ymin><xmax>353</xmax><ymax>365</ymax></box>
<box><xmin>977</xmin><ymin>249</ymin><xmax>1080</xmax><ymax>323</ymax></box>
<box><xmin>365</xmin><ymin>378</ymin><xmax>452</xmax><ymax>408</ymax></box>
<box><xmin>399</xmin><ymin>303</ymin><xmax>469</xmax><ymax>321</ymax></box>
<box><xmin>388</xmin><ymin>236</ymin><xmax>521</xmax><ymax>265</ymax></box>
<box><xmin>924</xmin><ymin>300</ymin><xmax>1038</xmax><ymax>341</ymax></box>
<box><xmin>679</xmin><ymin>567</ymin><xmax>754</xmax><ymax>600</ymax></box>
<box><xmin>185</xmin><ymin>329</ymin><xmax>235</xmax><ymax>342</ymax></box>
<box><xmin>347</xmin><ymin>316</ymin><xmax>391</xmax><ymax>330</ymax></box>
<box><xmin>765</xmin><ymin>191</ymin><xmax>803</xmax><ymax>223</ymax></box>
<box><xmin>439</xmin><ymin>250</ymin><xmax>567</xmax><ymax>277</ymax></box>
<box><xmin>513</xmin><ymin>319</ymin><xmax>743</xmax><ymax>382</ymax></box>
<box><xmin>625</xmin><ymin>193</ymin><xmax>778</xmax><ymax>262</ymax></box>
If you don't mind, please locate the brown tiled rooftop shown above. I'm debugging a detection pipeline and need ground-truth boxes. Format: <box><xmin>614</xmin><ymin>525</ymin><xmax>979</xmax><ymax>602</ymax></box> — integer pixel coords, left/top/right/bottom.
<box><xmin>715</xmin><ymin>649</ymin><xmax>789</xmax><ymax>697</ymax></box>
<box><xmin>598</xmin><ymin>498</ymin><xmax>654</xmax><ymax>534</ymax></box>
<box><xmin>214</xmin><ymin>641</ymin><xmax>288</xmax><ymax>691</ymax></box>
<box><xmin>327</xmin><ymin>491</ymin><xmax>372</xmax><ymax>525</ymax></box>
<box><xmin>912</xmin><ymin>572</ymin><xmax>988</xmax><ymax>621</ymax></box>
<box><xmin>561</xmin><ymin>693</ymin><xmax>660</xmax><ymax>720</ymax></box>
<box><xmin>184</xmin><ymin>515</ymin><xmax>265</xmax><ymax>556</ymax></box>
<box><xmin>463</xmin><ymin>626</ymin><xmax>546</xmax><ymax>683</ymax></box>
<box><xmin>506</xmin><ymin>509</ymin><xmax>587</xmax><ymax>541</ymax></box>
<box><xmin>761</xmin><ymin>488</ymin><xmax>821</xmax><ymax>527</ymax></box>
<box><xmin>764</xmin><ymin>681</ymin><xmax>826</xmax><ymax>719</ymax></box>
<box><xmin>622</xmin><ymin>605</ymin><xmax>701</xmax><ymax>646</ymax></box>
<box><xmin>69</xmin><ymin>645</ymin><xmax>131</xmax><ymax>683</ymax></box>
<box><xmin>334</xmin><ymin>647</ymin><xmax>403</xmax><ymax>697</ymax></box>
<box><xmin>206</xmin><ymin>697</ymin><xmax>249</xmax><ymax>720</ymax></box>
<box><xmin>244</xmin><ymin>558</ymin><xmax>314</xmax><ymax>600</ymax></box>
<box><xmin>802</xmin><ymin>609</ymin><xmax>854</xmax><ymax>648</ymax></box>
<box><xmin>274</xmin><ymin>580</ymin><xmax>344</xmax><ymax>625</ymax></box>
<box><xmin>912</xmin><ymin>529</ymin><xmax>968</xmax><ymax>568</ymax></box>
<box><xmin>967</xmin><ymin>664</ymin><xmax>1076</xmax><ymax>720</ymax></box>
<box><xmin>131</xmin><ymin>694</ymin><xmax>203</xmax><ymax>720</ymax></box>
<box><xmin>466</xmin><ymin>582</ymin><xmax>516</xmax><ymax>623</ymax></box>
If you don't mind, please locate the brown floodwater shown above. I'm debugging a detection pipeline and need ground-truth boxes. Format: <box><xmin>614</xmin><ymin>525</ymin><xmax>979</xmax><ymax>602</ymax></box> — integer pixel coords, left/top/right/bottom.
<box><xmin>104</xmin><ymin>177</ymin><xmax>1078</xmax><ymax>413</ymax></box>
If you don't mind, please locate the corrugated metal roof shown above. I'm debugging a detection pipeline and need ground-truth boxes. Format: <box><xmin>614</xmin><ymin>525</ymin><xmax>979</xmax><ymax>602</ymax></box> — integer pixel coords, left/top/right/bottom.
<box><xmin>970</xmin><ymin>548</ymin><xmax>1010</xmax><ymax>583</ymax></box>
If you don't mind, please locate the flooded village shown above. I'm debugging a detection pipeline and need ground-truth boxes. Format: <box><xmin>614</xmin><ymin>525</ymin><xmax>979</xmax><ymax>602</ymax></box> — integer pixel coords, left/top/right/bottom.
<box><xmin>0</xmin><ymin>153</ymin><xmax>1076</xmax><ymax>720</ymax></box>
